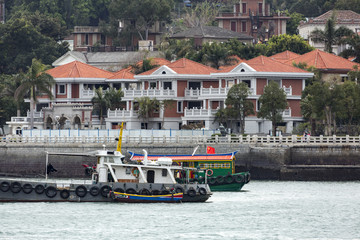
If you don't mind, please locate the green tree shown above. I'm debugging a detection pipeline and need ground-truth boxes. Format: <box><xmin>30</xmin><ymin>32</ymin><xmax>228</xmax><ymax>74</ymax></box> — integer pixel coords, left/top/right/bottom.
<box><xmin>14</xmin><ymin>58</ymin><xmax>55</xmax><ymax>129</ymax></box>
<box><xmin>161</xmin><ymin>39</ymin><xmax>197</xmax><ymax>61</ymax></box>
<box><xmin>183</xmin><ymin>0</ymin><xmax>220</xmax><ymax>27</ymax></box>
<box><xmin>214</xmin><ymin>108</ymin><xmax>236</xmax><ymax>130</ymax></box>
<box><xmin>225</xmin><ymin>83</ymin><xmax>254</xmax><ymax>134</ymax></box>
<box><xmin>310</xmin><ymin>14</ymin><xmax>354</xmax><ymax>53</ymax></box>
<box><xmin>286</xmin><ymin>11</ymin><xmax>306</xmax><ymax>35</ymax></box>
<box><xmin>340</xmin><ymin>34</ymin><xmax>360</xmax><ymax>63</ymax></box>
<box><xmin>130</xmin><ymin>58</ymin><xmax>160</xmax><ymax>74</ymax></box>
<box><xmin>265</xmin><ymin>34</ymin><xmax>314</xmax><ymax>56</ymax></box>
<box><xmin>223</xmin><ymin>39</ymin><xmax>266</xmax><ymax>60</ymax></box>
<box><xmin>135</xmin><ymin>97</ymin><xmax>160</xmax><ymax>127</ymax></box>
<box><xmin>258</xmin><ymin>81</ymin><xmax>288</xmax><ymax>136</ymax></box>
<box><xmin>104</xmin><ymin>87</ymin><xmax>124</xmax><ymax>110</ymax></box>
<box><xmin>198</xmin><ymin>42</ymin><xmax>237</xmax><ymax>69</ymax></box>
<box><xmin>109</xmin><ymin>0</ymin><xmax>173</xmax><ymax>40</ymax></box>
<box><xmin>2</xmin><ymin>73</ymin><xmax>27</xmax><ymax>117</ymax></box>
<box><xmin>91</xmin><ymin>87</ymin><xmax>108</xmax><ymax>127</ymax></box>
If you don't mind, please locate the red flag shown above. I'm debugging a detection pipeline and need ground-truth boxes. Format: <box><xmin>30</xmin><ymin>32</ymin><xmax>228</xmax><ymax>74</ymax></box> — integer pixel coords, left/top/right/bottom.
<box><xmin>207</xmin><ymin>146</ymin><xmax>215</xmax><ymax>154</ymax></box>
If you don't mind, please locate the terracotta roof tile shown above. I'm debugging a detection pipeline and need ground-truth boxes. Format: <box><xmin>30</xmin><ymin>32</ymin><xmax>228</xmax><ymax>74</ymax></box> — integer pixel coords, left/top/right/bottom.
<box><xmin>47</xmin><ymin>61</ymin><xmax>114</xmax><ymax>78</ymax></box>
<box><xmin>139</xmin><ymin>58</ymin><xmax>219</xmax><ymax>75</ymax></box>
<box><xmin>108</xmin><ymin>66</ymin><xmax>135</xmax><ymax>80</ymax></box>
<box><xmin>246</xmin><ymin>55</ymin><xmax>309</xmax><ymax>73</ymax></box>
<box><xmin>285</xmin><ymin>49</ymin><xmax>360</xmax><ymax>70</ymax></box>
<box><xmin>270</xmin><ymin>51</ymin><xmax>301</xmax><ymax>63</ymax></box>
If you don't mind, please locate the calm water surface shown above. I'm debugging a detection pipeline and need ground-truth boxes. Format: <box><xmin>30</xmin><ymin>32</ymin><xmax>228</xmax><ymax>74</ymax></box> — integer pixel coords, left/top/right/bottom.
<box><xmin>1</xmin><ymin>181</ymin><xmax>359</xmax><ymax>240</ymax></box>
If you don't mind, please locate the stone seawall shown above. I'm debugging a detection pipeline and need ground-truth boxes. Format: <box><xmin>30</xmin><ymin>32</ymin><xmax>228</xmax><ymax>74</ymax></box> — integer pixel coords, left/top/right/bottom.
<box><xmin>1</xmin><ymin>143</ymin><xmax>360</xmax><ymax>180</ymax></box>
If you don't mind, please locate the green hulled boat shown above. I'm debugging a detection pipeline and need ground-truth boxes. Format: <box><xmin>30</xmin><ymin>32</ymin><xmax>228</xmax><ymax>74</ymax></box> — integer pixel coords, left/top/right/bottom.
<box><xmin>129</xmin><ymin>151</ymin><xmax>250</xmax><ymax>191</ymax></box>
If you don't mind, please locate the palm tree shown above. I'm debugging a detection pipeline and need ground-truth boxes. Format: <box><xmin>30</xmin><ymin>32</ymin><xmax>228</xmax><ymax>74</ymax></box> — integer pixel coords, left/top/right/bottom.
<box><xmin>104</xmin><ymin>87</ymin><xmax>124</xmax><ymax>110</ymax></box>
<box><xmin>91</xmin><ymin>87</ymin><xmax>108</xmax><ymax>127</ymax></box>
<box><xmin>340</xmin><ymin>34</ymin><xmax>360</xmax><ymax>63</ymax></box>
<box><xmin>135</xmin><ymin>96</ymin><xmax>160</xmax><ymax>128</ymax></box>
<box><xmin>201</xmin><ymin>42</ymin><xmax>238</xmax><ymax>69</ymax></box>
<box><xmin>15</xmin><ymin>59</ymin><xmax>55</xmax><ymax>129</ymax></box>
<box><xmin>310</xmin><ymin>13</ymin><xmax>353</xmax><ymax>53</ymax></box>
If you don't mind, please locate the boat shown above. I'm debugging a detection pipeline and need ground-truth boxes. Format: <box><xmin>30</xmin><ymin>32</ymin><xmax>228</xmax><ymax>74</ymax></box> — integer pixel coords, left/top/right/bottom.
<box><xmin>109</xmin><ymin>191</ymin><xmax>183</xmax><ymax>203</ymax></box>
<box><xmin>129</xmin><ymin>149</ymin><xmax>250</xmax><ymax>191</ymax></box>
<box><xmin>0</xmin><ymin>124</ymin><xmax>212</xmax><ymax>203</ymax></box>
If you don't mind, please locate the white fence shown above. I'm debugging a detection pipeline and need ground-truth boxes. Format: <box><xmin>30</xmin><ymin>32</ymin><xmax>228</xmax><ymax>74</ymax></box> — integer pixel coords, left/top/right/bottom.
<box><xmin>2</xmin><ymin>134</ymin><xmax>360</xmax><ymax>144</ymax></box>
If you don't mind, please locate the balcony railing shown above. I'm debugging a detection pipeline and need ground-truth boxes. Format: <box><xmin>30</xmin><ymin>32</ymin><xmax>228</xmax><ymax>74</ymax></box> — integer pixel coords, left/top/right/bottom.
<box><xmin>184</xmin><ymin>107</ymin><xmax>218</xmax><ymax>117</ymax></box>
<box><xmin>185</xmin><ymin>87</ymin><xmax>255</xmax><ymax>97</ymax></box>
<box><xmin>107</xmin><ymin>109</ymin><xmax>138</xmax><ymax>118</ymax></box>
<box><xmin>81</xmin><ymin>89</ymin><xmax>95</xmax><ymax>98</ymax></box>
<box><xmin>26</xmin><ymin>111</ymin><xmax>43</xmax><ymax>118</ymax></box>
<box><xmin>282</xmin><ymin>108</ymin><xmax>291</xmax><ymax>117</ymax></box>
<box><xmin>283</xmin><ymin>86</ymin><xmax>292</xmax><ymax>95</ymax></box>
<box><xmin>124</xmin><ymin>89</ymin><xmax>175</xmax><ymax>98</ymax></box>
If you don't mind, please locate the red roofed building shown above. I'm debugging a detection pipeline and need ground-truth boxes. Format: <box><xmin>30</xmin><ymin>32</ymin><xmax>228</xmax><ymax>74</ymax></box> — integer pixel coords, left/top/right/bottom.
<box><xmin>284</xmin><ymin>49</ymin><xmax>360</xmax><ymax>83</ymax></box>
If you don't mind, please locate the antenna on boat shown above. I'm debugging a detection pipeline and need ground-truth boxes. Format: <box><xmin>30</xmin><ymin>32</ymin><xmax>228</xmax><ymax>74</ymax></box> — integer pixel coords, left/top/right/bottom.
<box><xmin>192</xmin><ymin>145</ymin><xmax>199</xmax><ymax>156</ymax></box>
<box><xmin>116</xmin><ymin>122</ymin><xmax>124</xmax><ymax>153</ymax></box>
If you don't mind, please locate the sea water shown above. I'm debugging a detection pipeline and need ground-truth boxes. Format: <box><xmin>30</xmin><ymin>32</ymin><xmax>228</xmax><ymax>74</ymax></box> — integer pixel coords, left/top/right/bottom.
<box><xmin>0</xmin><ymin>181</ymin><xmax>359</xmax><ymax>240</ymax></box>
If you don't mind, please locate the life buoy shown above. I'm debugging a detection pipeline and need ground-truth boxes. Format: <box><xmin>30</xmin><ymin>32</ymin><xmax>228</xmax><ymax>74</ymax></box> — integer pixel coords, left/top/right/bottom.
<box><xmin>0</xmin><ymin>181</ymin><xmax>10</xmax><ymax>192</ymax></box>
<box><xmin>225</xmin><ymin>174</ymin><xmax>234</xmax><ymax>184</ymax></box>
<box><xmin>22</xmin><ymin>184</ymin><xmax>33</xmax><ymax>194</ymax></box>
<box><xmin>60</xmin><ymin>189</ymin><xmax>70</xmax><ymax>199</ymax></box>
<box><xmin>89</xmin><ymin>186</ymin><xmax>100</xmax><ymax>196</ymax></box>
<box><xmin>45</xmin><ymin>186</ymin><xmax>57</xmax><ymax>198</ymax></box>
<box><xmin>187</xmin><ymin>188</ymin><xmax>196</xmax><ymax>197</ymax></box>
<box><xmin>126</xmin><ymin>188</ymin><xmax>137</xmax><ymax>194</ymax></box>
<box><xmin>100</xmin><ymin>185</ymin><xmax>112</xmax><ymax>197</ymax></box>
<box><xmin>131</xmin><ymin>168</ymin><xmax>139</xmax><ymax>178</ymax></box>
<box><xmin>10</xmin><ymin>182</ymin><xmax>22</xmax><ymax>193</ymax></box>
<box><xmin>75</xmin><ymin>185</ymin><xmax>87</xmax><ymax>198</ymax></box>
<box><xmin>35</xmin><ymin>184</ymin><xmax>45</xmax><ymax>194</ymax></box>
<box><xmin>206</xmin><ymin>169</ymin><xmax>213</xmax><ymax>177</ymax></box>
<box><xmin>198</xmin><ymin>187</ymin><xmax>207</xmax><ymax>195</ymax></box>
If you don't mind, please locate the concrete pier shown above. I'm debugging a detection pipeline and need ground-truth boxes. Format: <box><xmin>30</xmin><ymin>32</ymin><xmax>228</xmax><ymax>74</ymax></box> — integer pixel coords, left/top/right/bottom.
<box><xmin>1</xmin><ymin>142</ymin><xmax>360</xmax><ymax>180</ymax></box>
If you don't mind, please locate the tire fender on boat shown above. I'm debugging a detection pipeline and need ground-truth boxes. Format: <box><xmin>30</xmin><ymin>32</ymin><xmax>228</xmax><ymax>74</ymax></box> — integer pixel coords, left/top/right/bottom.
<box><xmin>10</xmin><ymin>182</ymin><xmax>22</xmax><ymax>193</ymax></box>
<box><xmin>89</xmin><ymin>186</ymin><xmax>100</xmax><ymax>196</ymax></box>
<box><xmin>60</xmin><ymin>189</ymin><xmax>70</xmax><ymax>199</ymax></box>
<box><xmin>126</xmin><ymin>188</ymin><xmax>137</xmax><ymax>194</ymax></box>
<box><xmin>100</xmin><ymin>185</ymin><xmax>112</xmax><ymax>197</ymax></box>
<box><xmin>225</xmin><ymin>174</ymin><xmax>234</xmax><ymax>184</ymax></box>
<box><xmin>216</xmin><ymin>176</ymin><xmax>225</xmax><ymax>184</ymax></box>
<box><xmin>187</xmin><ymin>188</ymin><xmax>196</xmax><ymax>197</ymax></box>
<box><xmin>45</xmin><ymin>186</ymin><xmax>57</xmax><ymax>198</ymax></box>
<box><xmin>175</xmin><ymin>186</ymin><xmax>184</xmax><ymax>193</ymax></box>
<box><xmin>198</xmin><ymin>187</ymin><xmax>207</xmax><ymax>195</ymax></box>
<box><xmin>22</xmin><ymin>183</ymin><xmax>33</xmax><ymax>194</ymax></box>
<box><xmin>75</xmin><ymin>185</ymin><xmax>88</xmax><ymax>198</ymax></box>
<box><xmin>234</xmin><ymin>174</ymin><xmax>244</xmax><ymax>183</ymax></box>
<box><xmin>139</xmin><ymin>188</ymin><xmax>151</xmax><ymax>195</ymax></box>
<box><xmin>35</xmin><ymin>184</ymin><xmax>45</xmax><ymax>194</ymax></box>
<box><xmin>0</xmin><ymin>181</ymin><xmax>10</xmax><ymax>192</ymax></box>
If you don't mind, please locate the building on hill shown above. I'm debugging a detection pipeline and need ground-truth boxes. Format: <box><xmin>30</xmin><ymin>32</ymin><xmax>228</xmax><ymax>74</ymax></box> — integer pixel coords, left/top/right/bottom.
<box><xmin>298</xmin><ymin>10</ymin><xmax>360</xmax><ymax>55</ymax></box>
<box><xmin>283</xmin><ymin>49</ymin><xmax>360</xmax><ymax>84</ymax></box>
<box><xmin>216</xmin><ymin>0</ymin><xmax>289</xmax><ymax>42</ymax></box>
<box><xmin>170</xmin><ymin>26</ymin><xmax>253</xmax><ymax>47</ymax></box>
<box><xmin>7</xmin><ymin>56</ymin><xmax>313</xmax><ymax>135</ymax></box>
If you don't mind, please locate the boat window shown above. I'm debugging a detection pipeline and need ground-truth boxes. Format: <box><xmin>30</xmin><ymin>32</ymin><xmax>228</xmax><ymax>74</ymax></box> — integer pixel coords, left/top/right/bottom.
<box><xmin>162</xmin><ymin>169</ymin><xmax>167</xmax><ymax>177</ymax></box>
<box><xmin>126</xmin><ymin>167</ymin><xmax>131</xmax><ymax>175</ymax></box>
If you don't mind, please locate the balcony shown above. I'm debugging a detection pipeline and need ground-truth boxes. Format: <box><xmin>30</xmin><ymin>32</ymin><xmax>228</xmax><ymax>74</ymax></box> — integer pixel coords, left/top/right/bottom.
<box><xmin>282</xmin><ymin>108</ymin><xmax>292</xmax><ymax>117</ymax></box>
<box><xmin>107</xmin><ymin>109</ymin><xmax>138</xmax><ymax>118</ymax></box>
<box><xmin>184</xmin><ymin>107</ymin><xmax>218</xmax><ymax>117</ymax></box>
<box><xmin>283</xmin><ymin>86</ymin><xmax>292</xmax><ymax>95</ymax></box>
<box><xmin>81</xmin><ymin>89</ymin><xmax>95</xmax><ymax>98</ymax></box>
<box><xmin>124</xmin><ymin>89</ymin><xmax>175</xmax><ymax>98</ymax></box>
<box><xmin>185</xmin><ymin>87</ymin><xmax>255</xmax><ymax>98</ymax></box>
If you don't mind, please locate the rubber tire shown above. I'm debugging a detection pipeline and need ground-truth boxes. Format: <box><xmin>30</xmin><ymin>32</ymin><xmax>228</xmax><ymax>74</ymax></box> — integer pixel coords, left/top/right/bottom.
<box><xmin>225</xmin><ymin>175</ymin><xmax>234</xmax><ymax>184</ymax></box>
<box><xmin>187</xmin><ymin>188</ymin><xmax>196</xmax><ymax>197</ymax></box>
<box><xmin>209</xmin><ymin>177</ymin><xmax>217</xmax><ymax>185</ymax></box>
<box><xmin>22</xmin><ymin>184</ymin><xmax>33</xmax><ymax>194</ymax></box>
<box><xmin>235</xmin><ymin>174</ymin><xmax>244</xmax><ymax>183</ymax></box>
<box><xmin>89</xmin><ymin>186</ymin><xmax>100</xmax><ymax>196</ymax></box>
<box><xmin>113</xmin><ymin>188</ymin><xmax>125</xmax><ymax>193</ymax></box>
<box><xmin>175</xmin><ymin>187</ymin><xmax>184</xmax><ymax>193</ymax></box>
<box><xmin>0</xmin><ymin>181</ymin><xmax>10</xmax><ymax>192</ymax></box>
<box><xmin>60</xmin><ymin>189</ymin><xmax>70</xmax><ymax>199</ymax></box>
<box><xmin>75</xmin><ymin>185</ymin><xmax>87</xmax><ymax>198</ymax></box>
<box><xmin>35</xmin><ymin>185</ymin><xmax>45</xmax><ymax>194</ymax></box>
<box><xmin>10</xmin><ymin>182</ymin><xmax>22</xmax><ymax>193</ymax></box>
<box><xmin>45</xmin><ymin>186</ymin><xmax>57</xmax><ymax>198</ymax></box>
<box><xmin>216</xmin><ymin>176</ymin><xmax>225</xmax><ymax>184</ymax></box>
<box><xmin>139</xmin><ymin>188</ymin><xmax>151</xmax><ymax>195</ymax></box>
<box><xmin>126</xmin><ymin>188</ymin><xmax>137</xmax><ymax>194</ymax></box>
<box><xmin>198</xmin><ymin>187</ymin><xmax>207</xmax><ymax>195</ymax></box>
<box><xmin>100</xmin><ymin>185</ymin><xmax>112</xmax><ymax>197</ymax></box>
<box><xmin>151</xmin><ymin>190</ymin><xmax>161</xmax><ymax>195</ymax></box>
<box><xmin>245</xmin><ymin>173</ymin><xmax>251</xmax><ymax>183</ymax></box>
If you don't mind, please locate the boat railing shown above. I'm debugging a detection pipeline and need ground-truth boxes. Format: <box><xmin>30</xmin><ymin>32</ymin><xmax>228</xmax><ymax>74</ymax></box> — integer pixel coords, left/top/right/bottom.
<box><xmin>1</xmin><ymin>134</ymin><xmax>360</xmax><ymax>145</ymax></box>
